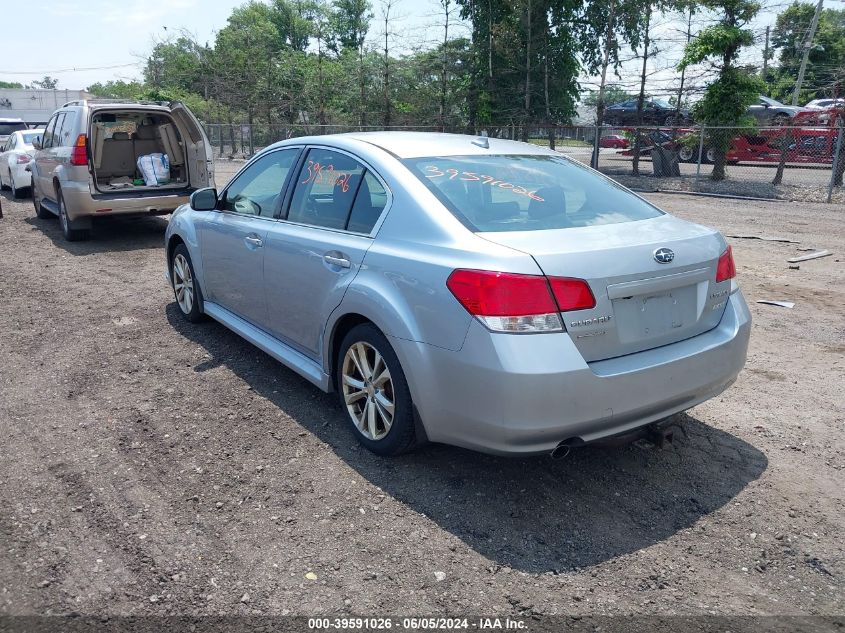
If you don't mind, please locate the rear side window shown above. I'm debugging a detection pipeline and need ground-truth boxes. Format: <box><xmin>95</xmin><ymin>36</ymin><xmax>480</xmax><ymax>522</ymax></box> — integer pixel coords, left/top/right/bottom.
<box><xmin>42</xmin><ymin>114</ymin><xmax>62</xmax><ymax>148</ymax></box>
<box><xmin>403</xmin><ymin>154</ymin><xmax>662</xmax><ymax>232</ymax></box>
<box><xmin>287</xmin><ymin>148</ymin><xmax>384</xmax><ymax>233</ymax></box>
<box><xmin>55</xmin><ymin>111</ymin><xmax>76</xmax><ymax>147</ymax></box>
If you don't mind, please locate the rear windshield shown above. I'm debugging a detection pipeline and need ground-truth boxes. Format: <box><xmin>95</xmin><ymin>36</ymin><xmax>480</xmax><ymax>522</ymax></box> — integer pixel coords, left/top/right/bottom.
<box><xmin>403</xmin><ymin>154</ymin><xmax>662</xmax><ymax>232</ymax></box>
<box><xmin>0</xmin><ymin>123</ymin><xmax>27</xmax><ymax>135</ymax></box>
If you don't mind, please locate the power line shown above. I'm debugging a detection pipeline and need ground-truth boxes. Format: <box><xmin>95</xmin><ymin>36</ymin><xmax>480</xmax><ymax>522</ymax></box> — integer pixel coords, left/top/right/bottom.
<box><xmin>0</xmin><ymin>62</ymin><xmax>139</xmax><ymax>75</ymax></box>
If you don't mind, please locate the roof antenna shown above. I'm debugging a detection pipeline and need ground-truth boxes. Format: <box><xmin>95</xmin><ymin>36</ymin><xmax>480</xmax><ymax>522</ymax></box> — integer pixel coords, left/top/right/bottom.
<box><xmin>471</xmin><ymin>130</ymin><xmax>489</xmax><ymax>149</ymax></box>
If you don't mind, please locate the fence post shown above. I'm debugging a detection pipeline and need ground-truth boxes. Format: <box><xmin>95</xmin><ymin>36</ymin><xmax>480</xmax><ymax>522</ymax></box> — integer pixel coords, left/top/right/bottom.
<box><xmin>827</xmin><ymin>124</ymin><xmax>845</xmax><ymax>204</ymax></box>
<box><xmin>591</xmin><ymin>125</ymin><xmax>600</xmax><ymax>169</ymax></box>
<box><xmin>694</xmin><ymin>124</ymin><xmax>705</xmax><ymax>190</ymax></box>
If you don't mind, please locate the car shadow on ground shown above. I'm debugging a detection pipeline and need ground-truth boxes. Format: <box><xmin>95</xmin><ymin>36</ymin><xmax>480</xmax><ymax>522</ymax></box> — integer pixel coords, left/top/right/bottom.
<box><xmin>166</xmin><ymin>303</ymin><xmax>768</xmax><ymax>574</ymax></box>
<box><xmin>23</xmin><ymin>210</ymin><xmax>169</xmax><ymax>255</ymax></box>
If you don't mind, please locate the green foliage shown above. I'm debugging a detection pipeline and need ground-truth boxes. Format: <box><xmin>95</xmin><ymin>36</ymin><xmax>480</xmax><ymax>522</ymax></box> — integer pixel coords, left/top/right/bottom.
<box><xmin>679</xmin><ymin>24</ymin><xmax>754</xmax><ymax>68</ymax></box>
<box><xmin>0</xmin><ymin>81</ymin><xmax>24</xmax><ymax>89</ymax></box>
<box><xmin>678</xmin><ymin>0</ymin><xmax>762</xmax><ymax>180</ymax></box>
<box><xmin>29</xmin><ymin>76</ymin><xmax>59</xmax><ymax>89</ymax></box>
<box><xmin>692</xmin><ymin>67</ymin><xmax>764</xmax><ymax>127</ymax></box>
<box><xmin>766</xmin><ymin>3</ymin><xmax>845</xmax><ymax>103</ymax></box>
<box><xmin>581</xmin><ymin>85</ymin><xmax>634</xmax><ymax>108</ymax></box>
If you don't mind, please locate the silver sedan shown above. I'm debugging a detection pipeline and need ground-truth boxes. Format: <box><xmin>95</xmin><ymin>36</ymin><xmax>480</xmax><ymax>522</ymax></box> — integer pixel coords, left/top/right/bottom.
<box><xmin>165</xmin><ymin>132</ymin><xmax>750</xmax><ymax>457</ymax></box>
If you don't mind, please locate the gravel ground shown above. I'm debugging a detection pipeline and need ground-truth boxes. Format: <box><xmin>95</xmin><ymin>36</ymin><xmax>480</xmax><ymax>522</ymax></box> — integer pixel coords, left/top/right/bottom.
<box><xmin>0</xmin><ymin>186</ymin><xmax>842</xmax><ymax>622</ymax></box>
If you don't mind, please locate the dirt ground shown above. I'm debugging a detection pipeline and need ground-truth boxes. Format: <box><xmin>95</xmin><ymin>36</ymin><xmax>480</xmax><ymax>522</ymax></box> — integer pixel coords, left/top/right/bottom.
<box><xmin>0</xmin><ymin>183</ymin><xmax>842</xmax><ymax>623</ymax></box>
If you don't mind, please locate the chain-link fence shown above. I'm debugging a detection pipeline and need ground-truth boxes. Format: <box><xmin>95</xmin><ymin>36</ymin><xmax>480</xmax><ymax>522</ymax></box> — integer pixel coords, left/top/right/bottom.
<box><xmin>203</xmin><ymin>123</ymin><xmax>845</xmax><ymax>204</ymax></box>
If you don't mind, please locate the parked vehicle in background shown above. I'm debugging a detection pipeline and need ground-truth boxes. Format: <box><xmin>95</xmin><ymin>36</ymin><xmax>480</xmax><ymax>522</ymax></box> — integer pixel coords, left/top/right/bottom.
<box><xmin>166</xmin><ymin>132</ymin><xmax>750</xmax><ymax>458</ymax></box>
<box><xmin>599</xmin><ymin>134</ymin><xmax>629</xmax><ymax>149</ymax></box>
<box><xmin>747</xmin><ymin>97</ymin><xmax>808</xmax><ymax>126</ymax></box>
<box><xmin>803</xmin><ymin>98</ymin><xmax>844</xmax><ymax>110</ymax></box>
<box><xmin>30</xmin><ymin>99</ymin><xmax>214</xmax><ymax>241</ymax></box>
<box><xmin>0</xmin><ymin>128</ymin><xmax>44</xmax><ymax>198</ymax></box>
<box><xmin>605</xmin><ymin>99</ymin><xmax>691</xmax><ymax>127</ymax></box>
<box><xmin>727</xmin><ymin>128</ymin><xmax>839</xmax><ymax>165</ymax></box>
<box><xmin>0</xmin><ymin>118</ymin><xmax>28</xmax><ymax>144</ymax></box>
<box><xmin>794</xmin><ymin>100</ymin><xmax>844</xmax><ymax>128</ymax></box>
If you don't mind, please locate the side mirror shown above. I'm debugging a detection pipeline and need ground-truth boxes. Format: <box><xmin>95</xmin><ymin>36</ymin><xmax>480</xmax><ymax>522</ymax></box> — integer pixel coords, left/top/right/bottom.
<box><xmin>32</xmin><ymin>139</ymin><xmax>42</xmax><ymax>150</ymax></box>
<box><xmin>190</xmin><ymin>187</ymin><xmax>218</xmax><ymax>211</ymax></box>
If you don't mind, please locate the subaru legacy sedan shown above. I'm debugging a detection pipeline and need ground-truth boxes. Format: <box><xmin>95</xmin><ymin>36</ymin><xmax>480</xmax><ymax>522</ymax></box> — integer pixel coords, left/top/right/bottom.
<box><xmin>165</xmin><ymin>132</ymin><xmax>750</xmax><ymax>457</ymax></box>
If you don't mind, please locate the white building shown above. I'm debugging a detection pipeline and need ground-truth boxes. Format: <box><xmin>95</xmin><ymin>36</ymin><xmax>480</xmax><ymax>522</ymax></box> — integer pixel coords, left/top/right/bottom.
<box><xmin>0</xmin><ymin>88</ymin><xmax>93</xmax><ymax>125</ymax></box>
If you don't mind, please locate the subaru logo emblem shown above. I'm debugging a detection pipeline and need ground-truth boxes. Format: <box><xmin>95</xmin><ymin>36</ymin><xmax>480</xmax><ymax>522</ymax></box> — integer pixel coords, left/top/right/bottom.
<box><xmin>654</xmin><ymin>247</ymin><xmax>674</xmax><ymax>264</ymax></box>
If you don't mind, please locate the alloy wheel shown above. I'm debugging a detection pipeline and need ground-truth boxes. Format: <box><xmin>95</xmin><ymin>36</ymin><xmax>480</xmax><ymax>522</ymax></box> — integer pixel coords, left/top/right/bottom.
<box><xmin>59</xmin><ymin>197</ymin><xmax>69</xmax><ymax>233</ymax></box>
<box><xmin>341</xmin><ymin>341</ymin><xmax>395</xmax><ymax>441</ymax></box>
<box><xmin>172</xmin><ymin>253</ymin><xmax>195</xmax><ymax>314</ymax></box>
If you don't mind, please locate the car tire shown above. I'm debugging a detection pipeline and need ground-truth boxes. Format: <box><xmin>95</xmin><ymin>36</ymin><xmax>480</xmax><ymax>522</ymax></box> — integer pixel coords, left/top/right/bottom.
<box><xmin>9</xmin><ymin>171</ymin><xmax>21</xmax><ymax>199</ymax></box>
<box><xmin>663</xmin><ymin>115</ymin><xmax>676</xmax><ymax>126</ymax></box>
<box><xmin>33</xmin><ymin>181</ymin><xmax>52</xmax><ymax>219</ymax></box>
<box><xmin>337</xmin><ymin>323</ymin><xmax>416</xmax><ymax>456</ymax></box>
<box><xmin>705</xmin><ymin>147</ymin><xmax>716</xmax><ymax>164</ymax></box>
<box><xmin>678</xmin><ymin>146</ymin><xmax>694</xmax><ymax>162</ymax></box>
<box><xmin>57</xmin><ymin>189</ymin><xmax>90</xmax><ymax>241</ymax></box>
<box><xmin>171</xmin><ymin>244</ymin><xmax>205</xmax><ymax>323</ymax></box>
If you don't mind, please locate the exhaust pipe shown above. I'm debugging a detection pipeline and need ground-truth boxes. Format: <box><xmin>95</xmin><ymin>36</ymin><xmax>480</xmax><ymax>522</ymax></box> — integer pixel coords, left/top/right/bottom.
<box><xmin>550</xmin><ymin>438</ymin><xmax>582</xmax><ymax>459</ymax></box>
<box><xmin>550</xmin><ymin>443</ymin><xmax>570</xmax><ymax>460</ymax></box>
<box><xmin>551</xmin><ymin>421</ymin><xmax>677</xmax><ymax>458</ymax></box>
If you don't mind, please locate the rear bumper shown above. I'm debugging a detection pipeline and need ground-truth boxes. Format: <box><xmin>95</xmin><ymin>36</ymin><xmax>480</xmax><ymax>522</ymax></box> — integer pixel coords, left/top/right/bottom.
<box><xmin>10</xmin><ymin>163</ymin><xmax>32</xmax><ymax>189</ymax></box>
<box><xmin>393</xmin><ymin>290</ymin><xmax>751</xmax><ymax>456</ymax></box>
<box><xmin>60</xmin><ymin>180</ymin><xmax>190</xmax><ymax>221</ymax></box>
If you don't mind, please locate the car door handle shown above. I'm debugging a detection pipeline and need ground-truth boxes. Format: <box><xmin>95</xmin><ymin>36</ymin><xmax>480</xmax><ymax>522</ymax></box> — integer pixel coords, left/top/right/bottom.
<box><xmin>323</xmin><ymin>254</ymin><xmax>351</xmax><ymax>268</ymax></box>
<box><xmin>244</xmin><ymin>235</ymin><xmax>263</xmax><ymax>248</ymax></box>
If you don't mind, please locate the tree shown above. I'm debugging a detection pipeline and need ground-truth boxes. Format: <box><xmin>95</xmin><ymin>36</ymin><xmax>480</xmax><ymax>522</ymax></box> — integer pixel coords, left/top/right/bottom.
<box><xmin>0</xmin><ymin>81</ymin><xmax>23</xmax><ymax>89</ymax></box>
<box><xmin>679</xmin><ymin>0</ymin><xmax>764</xmax><ymax>181</ymax></box>
<box><xmin>331</xmin><ymin>0</ymin><xmax>372</xmax><ymax>126</ymax></box>
<box><xmin>766</xmin><ymin>3</ymin><xmax>845</xmax><ymax>104</ymax></box>
<box><xmin>30</xmin><ymin>76</ymin><xmax>59</xmax><ymax>89</ymax></box>
<box><xmin>581</xmin><ymin>85</ymin><xmax>632</xmax><ymax>108</ymax></box>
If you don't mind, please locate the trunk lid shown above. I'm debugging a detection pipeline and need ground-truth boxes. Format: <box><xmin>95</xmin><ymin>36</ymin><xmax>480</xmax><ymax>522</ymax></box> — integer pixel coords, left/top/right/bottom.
<box><xmin>479</xmin><ymin>215</ymin><xmax>732</xmax><ymax>362</ymax></box>
<box><xmin>169</xmin><ymin>102</ymin><xmax>214</xmax><ymax>188</ymax></box>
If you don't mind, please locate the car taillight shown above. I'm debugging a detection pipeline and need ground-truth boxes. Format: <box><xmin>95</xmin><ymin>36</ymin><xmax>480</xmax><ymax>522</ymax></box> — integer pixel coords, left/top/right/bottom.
<box><xmin>447</xmin><ymin>269</ymin><xmax>562</xmax><ymax>332</ymax></box>
<box><xmin>548</xmin><ymin>277</ymin><xmax>596</xmax><ymax>311</ymax></box>
<box><xmin>446</xmin><ymin>269</ymin><xmax>595</xmax><ymax>333</ymax></box>
<box><xmin>716</xmin><ymin>245</ymin><xmax>736</xmax><ymax>282</ymax></box>
<box><xmin>16</xmin><ymin>154</ymin><xmax>31</xmax><ymax>164</ymax></box>
<box><xmin>70</xmin><ymin>134</ymin><xmax>88</xmax><ymax>166</ymax></box>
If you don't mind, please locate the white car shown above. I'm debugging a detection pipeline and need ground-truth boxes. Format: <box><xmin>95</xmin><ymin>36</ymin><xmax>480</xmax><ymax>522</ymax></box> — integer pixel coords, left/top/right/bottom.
<box><xmin>0</xmin><ymin>128</ymin><xmax>44</xmax><ymax>198</ymax></box>
<box><xmin>804</xmin><ymin>98</ymin><xmax>845</xmax><ymax>110</ymax></box>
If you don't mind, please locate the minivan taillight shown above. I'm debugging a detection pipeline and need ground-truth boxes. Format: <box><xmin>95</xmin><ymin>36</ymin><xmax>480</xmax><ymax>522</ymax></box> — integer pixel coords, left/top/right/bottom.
<box><xmin>716</xmin><ymin>245</ymin><xmax>736</xmax><ymax>282</ymax></box>
<box><xmin>70</xmin><ymin>134</ymin><xmax>88</xmax><ymax>166</ymax></box>
<box><xmin>446</xmin><ymin>269</ymin><xmax>594</xmax><ymax>333</ymax></box>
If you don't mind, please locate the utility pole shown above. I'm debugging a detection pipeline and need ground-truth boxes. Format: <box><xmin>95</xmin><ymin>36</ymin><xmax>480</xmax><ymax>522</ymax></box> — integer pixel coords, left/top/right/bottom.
<box><xmin>762</xmin><ymin>25</ymin><xmax>770</xmax><ymax>77</ymax></box>
<box><xmin>792</xmin><ymin>0</ymin><xmax>823</xmax><ymax>106</ymax></box>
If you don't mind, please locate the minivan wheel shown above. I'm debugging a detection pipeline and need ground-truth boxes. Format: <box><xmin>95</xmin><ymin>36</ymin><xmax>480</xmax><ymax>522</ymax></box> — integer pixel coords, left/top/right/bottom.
<box><xmin>171</xmin><ymin>244</ymin><xmax>204</xmax><ymax>323</ymax></box>
<box><xmin>58</xmin><ymin>191</ymin><xmax>90</xmax><ymax>241</ymax></box>
<box><xmin>337</xmin><ymin>324</ymin><xmax>416</xmax><ymax>456</ymax></box>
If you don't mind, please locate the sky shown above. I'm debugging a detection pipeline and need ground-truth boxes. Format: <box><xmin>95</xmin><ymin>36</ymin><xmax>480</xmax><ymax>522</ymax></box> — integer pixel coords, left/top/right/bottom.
<box><xmin>0</xmin><ymin>0</ymin><xmax>825</xmax><ymax>99</ymax></box>
<box><xmin>0</xmin><ymin>0</ymin><xmax>451</xmax><ymax>90</ymax></box>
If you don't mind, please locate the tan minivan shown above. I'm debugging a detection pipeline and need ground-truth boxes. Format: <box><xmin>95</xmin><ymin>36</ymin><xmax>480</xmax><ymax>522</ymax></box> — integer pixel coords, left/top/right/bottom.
<box><xmin>30</xmin><ymin>99</ymin><xmax>214</xmax><ymax>241</ymax></box>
